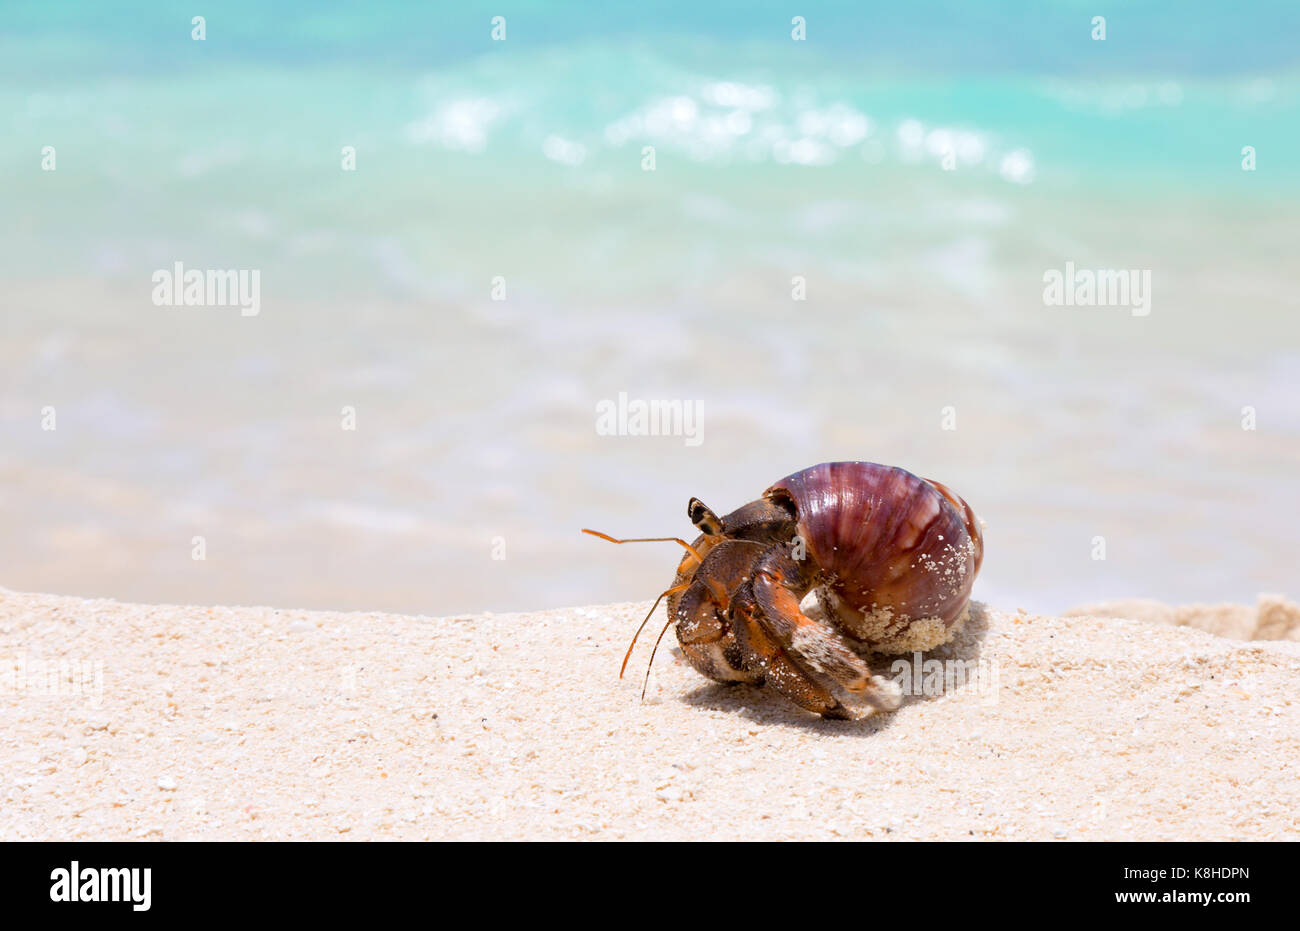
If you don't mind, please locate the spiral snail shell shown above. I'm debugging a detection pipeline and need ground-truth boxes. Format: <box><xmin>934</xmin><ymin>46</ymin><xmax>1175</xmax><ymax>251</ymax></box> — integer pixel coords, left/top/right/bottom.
<box><xmin>765</xmin><ymin>461</ymin><xmax>984</xmax><ymax>653</ymax></box>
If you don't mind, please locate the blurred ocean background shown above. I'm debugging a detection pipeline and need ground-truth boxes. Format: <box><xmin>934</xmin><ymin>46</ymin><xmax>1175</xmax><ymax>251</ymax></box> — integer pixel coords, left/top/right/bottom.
<box><xmin>2</xmin><ymin>1</ymin><xmax>1298</xmax><ymax>615</ymax></box>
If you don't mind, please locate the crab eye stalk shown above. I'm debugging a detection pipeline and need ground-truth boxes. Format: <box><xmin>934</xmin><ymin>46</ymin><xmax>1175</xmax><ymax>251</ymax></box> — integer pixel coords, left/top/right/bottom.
<box><xmin>687</xmin><ymin>498</ymin><xmax>723</xmax><ymax>535</ymax></box>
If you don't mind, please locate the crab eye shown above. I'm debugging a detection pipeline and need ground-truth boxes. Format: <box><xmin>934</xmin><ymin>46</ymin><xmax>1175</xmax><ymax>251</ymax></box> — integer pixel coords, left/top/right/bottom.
<box><xmin>687</xmin><ymin>497</ymin><xmax>724</xmax><ymax>535</ymax></box>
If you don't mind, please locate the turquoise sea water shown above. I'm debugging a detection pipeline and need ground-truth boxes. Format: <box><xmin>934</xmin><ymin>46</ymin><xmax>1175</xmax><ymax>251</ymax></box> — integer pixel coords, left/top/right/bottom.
<box><xmin>2</xmin><ymin>2</ymin><xmax>1298</xmax><ymax>614</ymax></box>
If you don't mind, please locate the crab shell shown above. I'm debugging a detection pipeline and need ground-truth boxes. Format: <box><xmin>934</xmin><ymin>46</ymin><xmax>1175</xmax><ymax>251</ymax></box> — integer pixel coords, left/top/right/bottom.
<box><xmin>764</xmin><ymin>461</ymin><xmax>984</xmax><ymax>652</ymax></box>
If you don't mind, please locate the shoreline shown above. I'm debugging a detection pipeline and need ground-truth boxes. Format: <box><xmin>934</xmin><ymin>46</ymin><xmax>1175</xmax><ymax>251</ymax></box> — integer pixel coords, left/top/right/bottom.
<box><xmin>2</xmin><ymin>587</ymin><xmax>1297</xmax><ymax>840</ymax></box>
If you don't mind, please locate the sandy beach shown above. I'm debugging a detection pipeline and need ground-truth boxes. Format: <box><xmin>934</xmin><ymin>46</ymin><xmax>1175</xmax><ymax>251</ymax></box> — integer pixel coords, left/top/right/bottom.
<box><xmin>2</xmin><ymin>587</ymin><xmax>1297</xmax><ymax>841</ymax></box>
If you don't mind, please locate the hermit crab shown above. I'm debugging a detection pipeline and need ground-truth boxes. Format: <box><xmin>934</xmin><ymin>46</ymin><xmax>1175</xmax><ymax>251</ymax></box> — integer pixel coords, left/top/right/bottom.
<box><xmin>584</xmin><ymin>461</ymin><xmax>984</xmax><ymax>719</ymax></box>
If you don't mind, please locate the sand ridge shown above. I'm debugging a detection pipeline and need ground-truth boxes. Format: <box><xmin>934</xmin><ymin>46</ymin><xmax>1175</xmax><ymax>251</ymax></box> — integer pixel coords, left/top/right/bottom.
<box><xmin>1</xmin><ymin>588</ymin><xmax>1297</xmax><ymax>840</ymax></box>
<box><xmin>1065</xmin><ymin>593</ymin><xmax>1300</xmax><ymax>642</ymax></box>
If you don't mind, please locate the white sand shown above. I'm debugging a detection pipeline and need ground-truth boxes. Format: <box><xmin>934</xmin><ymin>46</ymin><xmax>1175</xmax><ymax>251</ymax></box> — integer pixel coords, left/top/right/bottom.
<box><xmin>2</xmin><ymin>588</ymin><xmax>1298</xmax><ymax>841</ymax></box>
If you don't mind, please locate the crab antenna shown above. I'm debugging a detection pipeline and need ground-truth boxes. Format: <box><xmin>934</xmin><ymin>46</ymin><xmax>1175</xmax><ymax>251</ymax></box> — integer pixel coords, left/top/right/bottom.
<box><xmin>642</xmin><ymin>614</ymin><xmax>678</xmax><ymax>701</ymax></box>
<box><xmin>620</xmin><ymin>583</ymin><xmax>690</xmax><ymax>679</ymax></box>
<box><xmin>581</xmin><ymin>528</ymin><xmax>704</xmax><ymax>564</ymax></box>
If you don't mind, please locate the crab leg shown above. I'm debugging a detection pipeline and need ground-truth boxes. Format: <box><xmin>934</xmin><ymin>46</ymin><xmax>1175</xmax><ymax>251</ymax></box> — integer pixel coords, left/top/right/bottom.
<box><xmin>748</xmin><ymin>546</ymin><xmax>902</xmax><ymax>714</ymax></box>
<box><xmin>728</xmin><ymin>609</ymin><xmax>853</xmax><ymax>718</ymax></box>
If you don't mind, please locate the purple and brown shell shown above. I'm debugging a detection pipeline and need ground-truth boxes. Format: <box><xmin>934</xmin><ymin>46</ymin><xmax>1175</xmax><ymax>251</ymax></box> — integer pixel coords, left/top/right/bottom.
<box><xmin>764</xmin><ymin>461</ymin><xmax>984</xmax><ymax>653</ymax></box>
